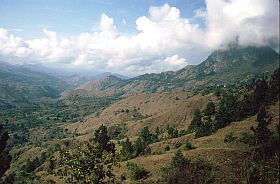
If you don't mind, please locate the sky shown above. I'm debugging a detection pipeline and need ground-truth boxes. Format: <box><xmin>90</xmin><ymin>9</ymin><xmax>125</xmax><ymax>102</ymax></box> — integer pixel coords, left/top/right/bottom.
<box><xmin>0</xmin><ymin>0</ymin><xmax>279</xmax><ymax>76</ymax></box>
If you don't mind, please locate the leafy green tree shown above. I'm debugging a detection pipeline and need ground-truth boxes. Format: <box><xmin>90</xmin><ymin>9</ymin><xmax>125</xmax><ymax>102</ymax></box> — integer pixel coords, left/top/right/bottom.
<box><xmin>0</xmin><ymin>124</ymin><xmax>11</xmax><ymax>179</ymax></box>
<box><xmin>126</xmin><ymin>162</ymin><xmax>148</xmax><ymax>180</ymax></box>
<box><xmin>139</xmin><ymin>127</ymin><xmax>153</xmax><ymax>144</ymax></box>
<box><xmin>254</xmin><ymin>79</ymin><xmax>269</xmax><ymax>106</ymax></box>
<box><xmin>162</xmin><ymin>150</ymin><xmax>213</xmax><ymax>184</ymax></box>
<box><xmin>268</xmin><ymin>68</ymin><xmax>279</xmax><ymax>102</ymax></box>
<box><xmin>59</xmin><ymin>142</ymin><xmax>118</xmax><ymax>184</ymax></box>
<box><xmin>120</xmin><ymin>138</ymin><xmax>134</xmax><ymax>160</ymax></box>
<box><xmin>195</xmin><ymin>116</ymin><xmax>214</xmax><ymax>138</ymax></box>
<box><xmin>204</xmin><ymin>101</ymin><xmax>216</xmax><ymax>117</ymax></box>
<box><xmin>188</xmin><ymin>109</ymin><xmax>202</xmax><ymax>132</ymax></box>
<box><xmin>251</xmin><ymin>106</ymin><xmax>272</xmax><ymax>160</ymax></box>
<box><xmin>215</xmin><ymin>94</ymin><xmax>240</xmax><ymax>129</ymax></box>
<box><xmin>167</xmin><ymin>126</ymin><xmax>179</xmax><ymax>138</ymax></box>
<box><xmin>239</xmin><ymin>93</ymin><xmax>257</xmax><ymax>117</ymax></box>
<box><xmin>93</xmin><ymin>124</ymin><xmax>115</xmax><ymax>154</ymax></box>
<box><xmin>133</xmin><ymin>137</ymin><xmax>146</xmax><ymax>157</ymax></box>
<box><xmin>171</xmin><ymin>150</ymin><xmax>190</xmax><ymax>168</ymax></box>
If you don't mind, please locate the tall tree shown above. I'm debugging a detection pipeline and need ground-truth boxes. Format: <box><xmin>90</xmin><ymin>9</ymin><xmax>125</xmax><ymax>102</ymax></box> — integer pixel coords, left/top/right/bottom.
<box><xmin>59</xmin><ymin>142</ymin><xmax>118</xmax><ymax>184</ymax></box>
<box><xmin>204</xmin><ymin>101</ymin><xmax>216</xmax><ymax>117</ymax></box>
<box><xmin>215</xmin><ymin>94</ymin><xmax>240</xmax><ymax>129</ymax></box>
<box><xmin>120</xmin><ymin>138</ymin><xmax>134</xmax><ymax>160</ymax></box>
<box><xmin>93</xmin><ymin>124</ymin><xmax>115</xmax><ymax>154</ymax></box>
<box><xmin>251</xmin><ymin>106</ymin><xmax>272</xmax><ymax>160</ymax></box>
<box><xmin>0</xmin><ymin>124</ymin><xmax>11</xmax><ymax>179</ymax></box>
<box><xmin>139</xmin><ymin>127</ymin><xmax>152</xmax><ymax>144</ymax></box>
<box><xmin>254</xmin><ymin>79</ymin><xmax>269</xmax><ymax>106</ymax></box>
<box><xmin>268</xmin><ymin>68</ymin><xmax>279</xmax><ymax>102</ymax></box>
<box><xmin>188</xmin><ymin>109</ymin><xmax>202</xmax><ymax>132</ymax></box>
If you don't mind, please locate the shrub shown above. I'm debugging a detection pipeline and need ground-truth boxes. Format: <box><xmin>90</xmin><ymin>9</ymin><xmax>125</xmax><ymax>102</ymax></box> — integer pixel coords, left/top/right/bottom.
<box><xmin>162</xmin><ymin>152</ymin><xmax>213</xmax><ymax>184</ymax></box>
<box><xmin>239</xmin><ymin>133</ymin><xmax>254</xmax><ymax>145</ymax></box>
<box><xmin>174</xmin><ymin>142</ymin><xmax>182</xmax><ymax>149</ymax></box>
<box><xmin>171</xmin><ymin>150</ymin><xmax>190</xmax><ymax>168</ymax></box>
<box><xmin>165</xmin><ymin>145</ymin><xmax>170</xmax><ymax>151</ymax></box>
<box><xmin>126</xmin><ymin>162</ymin><xmax>149</xmax><ymax>180</ymax></box>
<box><xmin>224</xmin><ymin>132</ymin><xmax>237</xmax><ymax>143</ymax></box>
<box><xmin>183</xmin><ymin>141</ymin><xmax>194</xmax><ymax>151</ymax></box>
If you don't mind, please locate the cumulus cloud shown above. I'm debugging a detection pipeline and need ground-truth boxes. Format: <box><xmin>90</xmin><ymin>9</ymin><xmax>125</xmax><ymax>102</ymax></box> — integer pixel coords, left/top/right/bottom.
<box><xmin>204</xmin><ymin>0</ymin><xmax>279</xmax><ymax>48</ymax></box>
<box><xmin>0</xmin><ymin>1</ymin><xmax>278</xmax><ymax>76</ymax></box>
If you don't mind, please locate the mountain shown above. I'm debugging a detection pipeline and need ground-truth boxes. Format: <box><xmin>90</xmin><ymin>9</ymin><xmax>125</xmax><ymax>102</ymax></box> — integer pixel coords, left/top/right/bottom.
<box><xmin>91</xmin><ymin>72</ymin><xmax>129</xmax><ymax>80</ymax></box>
<box><xmin>0</xmin><ymin>61</ymin><xmax>71</xmax><ymax>108</ymax></box>
<box><xmin>62</xmin><ymin>46</ymin><xmax>279</xmax><ymax>98</ymax></box>
<box><xmin>61</xmin><ymin>75</ymin><xmax>123</xmax><ymax>98</ymax></box>
<box><xmin>175</xmin><ymin>46</ymin><xmax>279</xmax><ymax>86</ymax></box>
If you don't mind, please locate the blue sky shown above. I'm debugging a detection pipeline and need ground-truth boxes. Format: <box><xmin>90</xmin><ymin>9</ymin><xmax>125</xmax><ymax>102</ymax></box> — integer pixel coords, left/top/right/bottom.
<box><xmin>0</xmin><ymin>0</ymin><xmax>278</xmax><ymax>76</ymax></box>
<box><xmin>0</xmin><ymin>0</ymin><xmax>205</xmax><ymax>39</ymax></box>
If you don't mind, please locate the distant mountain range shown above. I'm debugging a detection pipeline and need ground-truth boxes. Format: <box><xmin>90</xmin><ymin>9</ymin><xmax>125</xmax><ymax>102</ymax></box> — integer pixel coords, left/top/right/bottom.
<box><xmin>0</xmin><ymin>61</ymin><xmax>70</xmax><ymax>108</ymax></box>
<box><xmin>0</xmin><ymin>46</ymin><xmax>279</xmax><ymax>106</ymax></box>
<box><xmin>62</xmin><ymin>46</ymin><xmax>279</xmax><ymax>98</ymax></box>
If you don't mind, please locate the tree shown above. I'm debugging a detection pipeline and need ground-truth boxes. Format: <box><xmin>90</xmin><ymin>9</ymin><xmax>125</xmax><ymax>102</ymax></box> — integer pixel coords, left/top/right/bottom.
<box><xmin>215</xmin><ymin>94</ymin><xmax>240</xmax><ymax>129</ymax></box>
<box><xmin>139</xmin><ymin>127</ymin><xmax>152</xmax><ymax>144</ymax></box>
<box><xmin>120</xmin><ymin>138</ymin><xmax>134</xmax><ymax>160</ymax></box>
<box><xmin>171</xmin><ymin>150</ymin><xmax>190</xmax><ymax>168</ymax></box>
<box><xmin>268</xmin><ymin>68</ymin><xmax>279</xmax><ymax>102</ymax></box>
<box><xmin>188</xmin><ymin>109</ymin><xmax>202</xmax><ymax>132</ymax></box>
<box><xmin>251</xmin><ymin>106</ymin><xmax>272</xmax><ymax>160</ymax></box>
<box><xmin>0</xmin><ymin>124</ymin><xmax>11</xmax><ymax>179</ymax></box>
<box><xmin>133</xmin><ymin>137</ymin><xmax>146</xmax><ymax>157</ymax></box>
<box><xmin>93</xmin><ymin>124</ymin><xmax>115</xmax><ymax>154</ymax></box>
<box><xmin>204</xmin><ymin>101</ymin><xmax>216</xmax><ymax>117</ymax></box>
<box><xmin>162</xmin><ymin>150</ymin><xmax>213</xmax><ymax>184</ymax></box>
<box><xmin>167</xmin><ymin>126</ymin><xmax>178</xmax><ymax>138</ymax></box>
<box><xmin>126</xmin><ymin>162</ymin><xmax>148</xmax><ymax>180</ymax></box>
<box><xmin>254</xmin><ymin>79</ymin><xmax>269</xmax><ymax>106</ymax></box>
<box><xmin>59</xmin><ymin>142</ymin><xmax>118</xmax><ymax>184</ymax></box>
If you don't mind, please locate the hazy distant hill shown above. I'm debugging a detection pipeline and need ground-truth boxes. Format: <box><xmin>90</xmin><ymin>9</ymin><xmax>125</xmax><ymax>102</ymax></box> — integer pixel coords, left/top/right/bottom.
<box><xmin>63</xmin><ymin>46</ymin><xmax>279</xmax><ymax>98</ymax></box>
<box><xmin>0</xmin><ymin>61</ymin><xmax>70</xmax><ymax>108</ymax></box>
<box><xmin>61</xmin><ymin>75</ymin><xmax>123</xmax><ymax>98</ymax></box>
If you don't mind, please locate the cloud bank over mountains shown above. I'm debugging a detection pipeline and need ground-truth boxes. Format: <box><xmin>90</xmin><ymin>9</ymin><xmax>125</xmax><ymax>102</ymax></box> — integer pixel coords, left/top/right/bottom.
<box><xmin>0</xmin><ymin>0</ymin><xmax>278</xmax><ymax>76</ymax></box>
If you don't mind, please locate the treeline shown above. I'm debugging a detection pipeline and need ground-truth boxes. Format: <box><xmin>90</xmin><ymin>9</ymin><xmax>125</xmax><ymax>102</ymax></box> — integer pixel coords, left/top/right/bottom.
<box><xmin>189</xmin><ymin>68</ymin><xmax>279</xmax><ymax>138</ymax></box>
<box><xmin>119</xmin><ymin>126</ymin><xmax>159</xmax><ymax>160</ymax></box>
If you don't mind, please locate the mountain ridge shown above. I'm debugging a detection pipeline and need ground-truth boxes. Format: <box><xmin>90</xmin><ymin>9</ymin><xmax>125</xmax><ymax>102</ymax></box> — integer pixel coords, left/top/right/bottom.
<box><xmin>62</xmin><ymin>46</ymin><xmax>279</xmax><ymax>98</ymax></box>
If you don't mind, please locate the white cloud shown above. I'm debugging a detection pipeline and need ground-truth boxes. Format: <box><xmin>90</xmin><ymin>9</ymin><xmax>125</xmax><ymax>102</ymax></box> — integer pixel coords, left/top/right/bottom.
<box><xmin>204</xmin><ymin>0</ymin><xmax>279</xmax><ymax>48</ymax></box>
<box><xmin>0</xmin><ymin>1</ymin><xmax>278</xmax><ymax>76</ymax></box>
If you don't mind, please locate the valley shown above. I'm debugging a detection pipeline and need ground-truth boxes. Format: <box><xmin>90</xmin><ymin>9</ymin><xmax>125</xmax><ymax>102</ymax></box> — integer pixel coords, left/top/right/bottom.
<box><xmin>0</xmin><ymin>46</ymin><xmax>279</xmax><ymax>183</ymax></box>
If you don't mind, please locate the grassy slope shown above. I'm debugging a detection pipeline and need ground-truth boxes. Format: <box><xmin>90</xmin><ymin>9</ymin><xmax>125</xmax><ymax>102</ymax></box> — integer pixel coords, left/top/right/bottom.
<box><xmin>114</xmin><ymin>101</ymin><xmax>279</xmax><ymax>183</ymax></box>
<box><xmin>65</xmin><ymin>92</ymin><xmax>217</xmax><ymax>138</ymax></box>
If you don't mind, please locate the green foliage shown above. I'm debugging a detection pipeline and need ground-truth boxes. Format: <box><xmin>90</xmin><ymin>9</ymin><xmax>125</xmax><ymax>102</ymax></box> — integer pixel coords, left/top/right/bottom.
<box><xmin>120</xmin><ymin>138</ymin><xmax>134</xmax><ymax>160</ymax></box>
<box><xmin>204</xmin><ymin>101</ymin><xmax>216</xmax><ymax>117</ymax></box>
<box><xmin>108</xmin><ymin>123</ymin><xmax>127</xmax><ymax>140</ymax></box>
<box><xmin>171</xmin><ymin>150</ymin><xmax>190</xmax><ymax>168</ymax></box>
<box><xmin>188</xmin><ymin>109</ymin><xmax>202</xmax><ymax>132</ymax></box>
<box><xmin>93</xmin><ymin>124</ymin><xmax>115</xmax><ymax>153</ymax></box>
<box><xmin>0</xmin><ymin>123</ymin><xmax>11</xmax><ymax>179</ymax></box>
<box><xmin>182</xmin><ymin>141</ymin><xmax>194</xmax><ymax>151</ymax></box>
<box><xmin>164</xmin><ymin>145</ymin><xmax>170</xmax><ymax>151</ymax></box>
<box><xmin>139</xmin><ymin>126</ymin><xmax>153</xmax><ymax>144</ymax></box>
<box><xmin>126</xmin><ymin>162</ymin><xmax>148</xmax><ymax>180</ymax></box>
<box><xmin>59</xmin><ymin>142</ymin><xmax>118</xmax><ymax>184</ymax></box>
<box><xmin>162</xmin><ymin>151</ymin><xmax>213</xmax><ymax>184</ymax></box>
<box><xmin>251</xmin><ymin>106</ymin><xmax>273</xmax><ymax>159</ymax></box>
<box><xmin>239</xmin><ymin>132</ymin><xmax>254</xmax><ymax>145</ymax></box>
<box><xmin>224</xmin><ymin>132</ymin><xmax>237</xmax><ymax>143</ymax></box>
<box><xmin>167</xmin><ymin>126</ymin><xmax>179</xmax><ymax>138</ymax></box>
<box><xmin>133</xmin><ymin>137</ymin><xmax>148</xmax><ymax>157</ymax></box>
<box><xmin>215</xmin><ymin>94</ymin><xmax>241</xmax><ymax>129</ymax></box>
<box><xmin>188</xmin><ymin>108</ymin><xmax>214</xmax><ymax>138</ymax></box>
